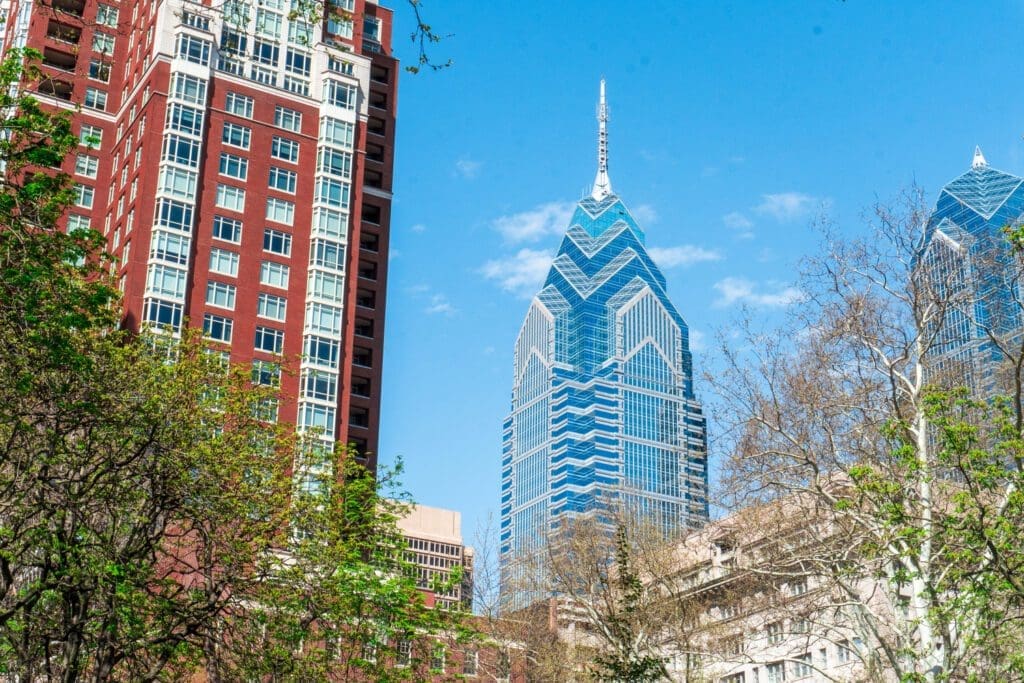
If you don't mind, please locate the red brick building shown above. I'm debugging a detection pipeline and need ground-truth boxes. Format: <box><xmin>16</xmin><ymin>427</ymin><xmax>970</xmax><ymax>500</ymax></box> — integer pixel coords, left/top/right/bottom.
<box><xmin>2</xmin><ymin>0</ymin><xmax>397</xmax><ymax>470</ymax></box>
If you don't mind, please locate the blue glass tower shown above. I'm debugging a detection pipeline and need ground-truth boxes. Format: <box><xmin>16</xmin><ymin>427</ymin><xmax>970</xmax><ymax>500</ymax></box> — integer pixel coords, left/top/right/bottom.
<box><xmin>499</xmin><ymin>83</ymin><xmax>708</xmax><ymax>601</ymax></box>
<box><xmin>920</xmin><ymin>148</ymin><xmax>1024</xmax><ymax>396</ymax></box>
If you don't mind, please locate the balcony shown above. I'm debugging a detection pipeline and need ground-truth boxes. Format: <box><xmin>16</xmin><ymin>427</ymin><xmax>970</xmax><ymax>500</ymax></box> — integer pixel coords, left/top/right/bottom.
<box><xmin>37</xmin><ymin>78</ymin><xmax>73</xmax><ymax>101</ymax></box>
<box><xmin>359</xmin><ymin>231</ymin><xmax>379</xmax><ymax>253</ymax></box>
<box><xmin>349</xmin><ymin>406</ymin><xmax>369</xmax><ymax>429</ymax></box>
<box><xmin>46</xmin><ymin>20</ymin><xmax>82</xmax><ymax>45</ymax></box>
<box><xmin>352</xmin><ymin>347</ymin><xmax>372</xmax><ymax>368</ymax></box>
<box><xmin>51</xmin><ymin>0</ymin><xmax>85</xmax><ymax>18</ymax></box>
<box><xmin>42</xmin><ymin>47</ymin><xmax>77</xmax><ymax>72</ymax></box>
<box><xmin>351</xmin><ymin>376</ymin><xmax>371</xmax><ymax>398</ymax></box>
<box><xmin>356</xmin><ymin>288</ymin><xmax>376</xmax><ymax>309</ymax></box>
<box><xmin>354</xmin><ymin>318</ymin><xmax>374</xmax><ymax>338</ymax></box>
<box><xmin>357</xmin><ymin>259</ymin><xmax>377</xmax><ymax>281</ymax></box>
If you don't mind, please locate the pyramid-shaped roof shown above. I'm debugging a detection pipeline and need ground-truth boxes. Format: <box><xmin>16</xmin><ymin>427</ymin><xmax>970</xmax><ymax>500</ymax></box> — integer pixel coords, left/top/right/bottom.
<box><xmin>941</xmin><ymin>164</ymin><xmax>1024</xmax><ymax>221</ymax></box>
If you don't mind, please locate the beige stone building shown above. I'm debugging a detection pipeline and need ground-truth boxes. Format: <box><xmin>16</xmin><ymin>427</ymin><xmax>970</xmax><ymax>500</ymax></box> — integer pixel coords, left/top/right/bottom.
<box><xmin>396</xmin><ymin>503</ymin><xmax>474</xmax><ymax>611</ymax></box>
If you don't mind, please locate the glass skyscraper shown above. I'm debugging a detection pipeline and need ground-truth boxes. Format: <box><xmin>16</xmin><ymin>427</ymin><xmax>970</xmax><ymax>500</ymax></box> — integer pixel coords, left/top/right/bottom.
<box><xmin>499</xmin><ymin>82</ymin><xmax>708</xmax><ymax>602</ymax></box>
<box><xmin>919</xmin><ymin>148</ymin><xmax>1024</xmax><ymax>397</ymax></box>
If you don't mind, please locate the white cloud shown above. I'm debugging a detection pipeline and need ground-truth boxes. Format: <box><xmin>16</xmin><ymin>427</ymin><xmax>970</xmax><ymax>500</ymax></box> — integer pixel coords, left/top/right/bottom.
<box><xmin>723</xmin><ymin>212</ymin><xmax>753</xmax><ymax>230</ymax></box>
<box><xmin>647</xmin><ymin>245</ymin><xmax>722</xmax><ymax>269</ymax></box>
<box><xmin>713</xmin><ymin>277</ymin><xmax>802</xmax><ymax>308</ymax></box>
<box><xmin>722</xmin><ymin>211</ymin><xmax>755</xmax><ymax>240</ymax></box>
<box><xmin>425</xmin><ymin>293</ymin><xmax>456</xmax><ymax>316</ymax></box>
<box><xmin>688</xmin><ymin>328</ymin><xmax>706</xmax><ymax>352</ymax></box>
<box><xmin>631</xmin><ymin>204</ymin><xmax>658</xmax><ymax>224</ymax></box>
<box><xmin>755</xmin><ymin>192</ymin><xmax>816</xmax><ymax>222</ymax></box>
<box><xmin>454</xmin><ymin>158</ymin><xmax>482</xmax><ymax>179</ymax></box>
<box><xmin>492</xmin><ymin>201</ymin><xmax>575</xmax><ymax>244</ymax></box>
<box><xmin>410</xmin><ymin>223</ymin><xmax>426</xmax><ymax>233</ymax></box>
<box><xmin>479</xmin><ymin>248</ymin><xmax>553</xmax><ymax>298</ymax></box>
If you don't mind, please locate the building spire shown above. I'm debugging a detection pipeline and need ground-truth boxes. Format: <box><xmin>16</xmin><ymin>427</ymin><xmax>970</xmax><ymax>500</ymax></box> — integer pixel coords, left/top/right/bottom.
<box><xmin>972</xmin><ymin>145</ymin><xmax>988</xmax><ymax>169</ymax></box>
<box><xmin>591</xmin><ymin>79</ymin><xmax>612</xmax><ymax>200</ymax></box>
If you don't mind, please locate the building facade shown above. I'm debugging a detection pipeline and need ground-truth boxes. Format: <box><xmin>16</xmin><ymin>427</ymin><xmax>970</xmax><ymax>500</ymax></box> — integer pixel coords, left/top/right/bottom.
<box><xmin>2</xmin><ymin>0</ymin><xmax>397</xmax><ymax>470</ymax></box>
<box><xmin>919</xmin><ymin>148</ymin><xmax>1024</xmax><ymax>398</ymax></box>
<box><xmin>500</xmin><ymin>82</ymin><xmax>709</xmax><ymax>604</ymax></box>
<box><xmin>396</xmin><ymin>503</ymin><xmax>474</xmax><ymax>611</ymax></box>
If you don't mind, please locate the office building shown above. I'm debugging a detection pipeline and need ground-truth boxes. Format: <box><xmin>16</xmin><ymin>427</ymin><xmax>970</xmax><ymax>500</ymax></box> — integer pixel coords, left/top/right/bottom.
<box><xmin>2</xmin><ymin>0</ymin><xmax>398</xmax><ymax>469</ymax></box>
<box><xmin>396</xmin><ymin>503</ymin><xmax>474</xmax><ymax>611</ymax></box>
<box><xmin>919</xmin><ymin>148</ymin><xmax>1024</xmax><ymax>398</ymax></box>
<box><xmin>500</xmin><ymin>81</ymin><xmax>708</xmax><ymax>604</ymax></box>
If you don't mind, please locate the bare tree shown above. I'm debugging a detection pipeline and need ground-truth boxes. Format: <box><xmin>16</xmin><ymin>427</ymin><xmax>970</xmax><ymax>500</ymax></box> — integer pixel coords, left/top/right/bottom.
<box><xmin>710</xmin><ymin>190</ymin><xmax>1024</xmax><ymax>680</ymax></box>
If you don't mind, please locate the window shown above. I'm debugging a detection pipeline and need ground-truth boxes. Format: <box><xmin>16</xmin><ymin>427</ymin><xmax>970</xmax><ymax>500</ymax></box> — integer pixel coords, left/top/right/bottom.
<box><xmin>288</xmin><ymin>19</ymin><xmax>312</xmax><ymax>45</ymax></box>
<box><xmin>213</xmin><ymin>215</ymin><xmax>242</xmax><ymax>243</ymax></box>
<box><xmin>721</xmin><ymin>674</ymin><xmax>745</xmax><ymax>683</ymax></box>
<box><xmin>219</xmin><ymin>152</ymin><xmax>249</xmax><ymax>180</ymax></box>
<box><xmin>203</xmin><ymin>313</ymin><xmax>233</xmax><ymax>342</ymax></box>
<box><xmin>176</xmin><ymin>34</ymin><xmax>211</xmax><ymax>65</ymax></box>
<box><xmin>209</xmin><ymin>248</ymin><xmax>240</xmax><ymax>277</ymax></box>
<box><xmin>285</xmin><ymin>49</ymin><xmax>311</xmax><ymax>76</ymax></box>
<box><xmin>791</xmin><ymin>617</ymin><xmax>809</xmax><ymax>634</ymax></box>
<box><xmin>317</xmin><ymin>148</ymin><xmax>352</xmax><ymax>179</ymax></box>
<box><xmin>252</xmin><ymin>360</ymin><xmax>280</xmax><ymax>386</ymax></box>
<box><xmin>268</xmin><ymin>167</ymin><xmax>297</xmax><ymax>193</ymax></box>
<box><xmin>88</xmin><ymin>59</ymin><xmax>111</xmax><ymax>82</ymax></box>
<box><xmin>263</xmin><ymin>228</ymin><xmax>292</xmax><ymax>256</ymax></box>
<box><xmin>309</xmin><ymin>271</ymin><xmax>344</xmax><ymax>301</ymax></box>
<box><xmin>271</xmin><ymin>136</ymin><xmax>299</xmax><ymax>163</ymax></box>
<box><xmin>305</xmin><ymin>336</ymin><xmax>338</xmax><ymax>368</ymax></box>
<box><xmin>167</xmin><ymin>103</ymin><xmax>204</xmax><ymax>135</ymax></box>
<box><xmin>266</xmin><ymin>197</ymin><xmax>295</xmax><ymax>225</ymax></box>
<box><xmin>254</xmin><ymin>326</ymin><xmax>284</xmax><ymax>353</ymax></box>
<box><xmin>206</xmin><ymin>281</ymin><xmax>236</xmax><ymax>309</ymax></box>
<box><xmin>320</xmin><ymin>118</ymin><xmax>354</xmax><ymax>147</ymax></box>
<box><xmin>299</xmin><ymin>403</ymin><xmax>335</xmax><ymax>432</ymax></box>
<box><xmin>283</xmin><ymin>76</ymin><xmax>309</xmax><ymax>97</ymax></box>
<box><xmin>182</xmin><ymin>10</ymin><xmax>210</xmax><ymax>30</ymax></box>
<box><xmin>395</xmin><ymin>639</ymin><xmax>411</xmax><ymax>668</ymax></box>
<box><xmin>171</xmin><ymin>73</ymin><xmax>207</xmax><ymax>104</ymax></box>
<box><xmin>766</xmin><ymin>621</ymin><xmax>783</xmax><ymax>645</ymax></box>
<box><xmin>163</xmin><ymin>135</ymin><xmax>202</xmax><ymax>166</ymax></box>
<box><xmin>220</xmin><ymin>28</ymin><xmax>247</xmax><ymax>54</ymax></box>
<box><xmin>430</xmin><ymin>645</ymin><xmax>445</xmax><ymax>673</ymax></box>
<box><xmin>84</xmin><ymin>87</ymin><xmax>107</xmax><ymax>111</ymax></box>
<box><xmin>328</xmin><ymin>56</ymin><xmax>354</xmax><ymax>75</ymax></box>
<box><xmin>75</xmin><ymin>154</ymin><xmax>99</xmax><ymax>178</ymax></box>
<box><xmin>260</xmin><ymin>261</ymin><xmax>289</xmax><ymax>288</ymax></box>
<box><xmin>257</xmin><ymin>292</ymin><xmax>287</xmax><ymax>321</ymax></box>
<box><xmin>158</xmin><ymin>166</ymin><xmax>198</xmax><ymax>200</ymax></box>
<box><xmin>250</xmin><ymin>64</ymin><xmax>276</xmax><ymax>86</ymax></box>
<box><xmin>222</xmin><ymin>0</ymin><xmax>249</xmax><ymax>27</ymax></box>
<box><xmin>255</xmin><ymin>8</ymin><xmax>282</xmax><ymax>38</ymax></box>
<box><xmin>313</xmin><ymin>208</ymin><xmax>347</xmax><ymax>239</ymax></box>
<box><xmin>792</xmin><ymin>654</ymin><xmax>812</xmax><ymax>679</ymax></box>
<box><xmin>74</xmin><ymin>184</ymin><xmax>94</xmax><ymax>208</ymax></box>
<box><xmin>462</xmin><ymin>649</ymin><xmax>478</xmax><ymax>676</ymax></box>
<box><xmin>92</xmin><ymin>32</ymin><xmax>115</xmax><ymax>54</ymax></box>
<box><xmin>80</xmin><ymin>124</ymin><xmax>103</xmax><ymax>149</ymax></box>
<box><xmin>766</xmin><ymin>662</ymin><xmax>785</xmax><ymax>683</ymax></box>
<box><xmin>312</xmin><ymin>240</ymin><xmax>344</xmax><ymax>270</ymax></box>
<box><xmin>274</xmin><ymin>105</ymin><xmax>302</xmax><ymax>132</ymax></box>
<box><xmin>155</xmin><ymin>199</ymin><xmax>193</xmax><ymax>232</ymax></box>
<box><xmin>306</xmin><ymin>302</ymin><xmax>342</xmax><ymax>334</ymax></box>
<box><xmin>301</xmin><ymin>369</ymin><xmax>336</xmax><ymax>401</ymax></box>
<box><xmin>325</xmin><ymin>80</ymin><xmax>357</xmax><ymax>110</ymax></box>
<box><xmin>836</xmin><ymin>641</ymin><xmax>852</xmax><ymax>664</ymax></box>
<box><xmin>96</xmin><ymin>3</ymin><xmax>118</xmax><ymax>27</ymax></box>
<box><xmin>314</xmin><ymin>177</ymin><xmax>349</xmax><ymax>209</ymax></box>
<box><xmin>363</xmin><ymin>16</ymin><xmax>381</xmax><ymax>42</ymax></box>
<box><xmin>326</xmin><ymin>14</ymin><xmax>353</xmax><ymax>38</ymax></box>
<box><xmin>144</xmin><ymin>299</ymin><xmax>183</xmax><ymax>329</ymax></box>
<box><xmin>147</xmin><ymin>264</ymin><xmax>187</xmax><ymax>298</ymax></box>
<box><xmin>788</xmin><ymin>578</ymin><xmax>808</xmax><ymax>596</ymax></box>
<box><xmin>222</xmin><ymin>122</ymin><xmax>251</xmax><ymax>149</ymax></box>
<box><xmin>225</xmin><ymin>92</ymin><xmax>254</xmax><ymax>117</ymax></box>
<box><xmin>150</xmin><ymin>231</ymin><xmax>189</xmax><ymax>265</ymax></box>
<box><xmin>215</xmin><ymin>184</ymin><xmax>246</xmax><ymax>212</ymax></box>
<box><xmin>252</xmin><ymin>39</ymin><xmax>279</xmax><ymax>65</ymax></box>
<box><xmin>67</xmin><ymin>214</ymin><xmax>91</xmax><ymax>233</ymax></box>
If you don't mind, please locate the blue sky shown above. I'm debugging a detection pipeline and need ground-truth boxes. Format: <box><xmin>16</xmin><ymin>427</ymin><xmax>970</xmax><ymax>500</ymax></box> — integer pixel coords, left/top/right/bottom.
<box><xmin>377</xmin><ymin>0</ymin><xmax>1024</xmax><ymax>545</ymax></box>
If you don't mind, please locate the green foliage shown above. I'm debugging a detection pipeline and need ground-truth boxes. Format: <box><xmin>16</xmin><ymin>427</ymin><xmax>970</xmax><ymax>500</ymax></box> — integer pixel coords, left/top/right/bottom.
<box><xmin>0</xmin><ymin>48</ymin><xmax>471</xmax><ymax>681</ymax></box>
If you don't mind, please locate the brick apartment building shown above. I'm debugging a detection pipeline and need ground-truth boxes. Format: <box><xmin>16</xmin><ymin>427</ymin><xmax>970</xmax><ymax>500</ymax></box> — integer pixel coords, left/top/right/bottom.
<box><xmin>2</xmin><ymin>0</ymin><xmax>398</xmax><ymax>470</ymax></box>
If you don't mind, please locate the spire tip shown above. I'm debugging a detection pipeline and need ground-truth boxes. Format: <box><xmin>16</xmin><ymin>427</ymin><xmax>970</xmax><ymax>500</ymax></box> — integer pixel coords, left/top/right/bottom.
<box><xmin>591</xmin><ymin>80</ymin><xmax>612</xmax><ymax>200</ymax></box>
<box><xmin>972</xmin><ymin>145</ymin><xmax>988</xmax><ymax>169</ymax></box>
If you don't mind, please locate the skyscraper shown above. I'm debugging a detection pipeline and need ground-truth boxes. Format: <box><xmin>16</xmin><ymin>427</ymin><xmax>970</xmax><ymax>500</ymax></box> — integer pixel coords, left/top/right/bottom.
<box><xmin>919</xmin><ymin>148</ymin><xmax>1024</xmax><ymax>398</ymax></box>
<box><xmin>500</xmin><ymin>82</ymin><xmax>708</xmax><ymax>600</ymax></box>
<box><xmin>2</xmin><ymin>0</ymin><xmax>398</xmax><ymax>469</ymax></box>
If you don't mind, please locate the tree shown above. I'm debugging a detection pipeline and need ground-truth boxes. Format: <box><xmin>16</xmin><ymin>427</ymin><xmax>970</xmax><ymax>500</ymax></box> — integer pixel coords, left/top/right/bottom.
<box><xmin>0</xmin><ymin>48</ymin><xmax>469</xmax><ymax>681</ymax></box>
<box><xmin>711</xmin><ymin>190</ymin><xmax>1024</xmax><ymax>680</ymax></box>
